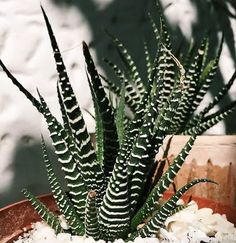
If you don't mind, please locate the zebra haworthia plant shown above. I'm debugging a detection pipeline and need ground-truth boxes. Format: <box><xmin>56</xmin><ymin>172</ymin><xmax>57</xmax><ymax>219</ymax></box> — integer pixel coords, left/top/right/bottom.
<box><xmin>0</xmin><ymin>5</ymin><xmax>223</xmax><ymax>242</ymax></box>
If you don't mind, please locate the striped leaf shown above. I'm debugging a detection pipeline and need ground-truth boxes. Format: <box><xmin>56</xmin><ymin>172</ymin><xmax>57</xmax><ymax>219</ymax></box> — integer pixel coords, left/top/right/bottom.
<box><xmin>83</xmin><ymin>42</ymin><xmax>119</xmax><ymax>182</ymax></box>
<box><xmin>98</xmin><ymin>151</ymin><xmax>130</xmax><ymax>241</ymax></box>
<box><xmin>42</xmin><ymin>8</ymin><xmax>105</xmax><ymax>201</ymax></box>
<box><xmin>183</xmin><ymin>35</ymin><xmax>224</xmax><ymax>126</ymax></box>
<box><xmin>100</xmin><ymin>74</ymin><xmax>120</xmax><ymax>99</ymax></box>
<box><xmin>127</xmin><ymin>82</ymin><xmax>160</xmax><ymax>209</ymax></box>
<box><xmin>152</xmin><ymin>72</ymin><xmax>184</xmax><ymax>155</ymax></box>
<box><xmin>22</xmin><ymin>189</ymin><xmax>64</xmax><ymax>234</ymax></box>
<box><xmin>184</xmin><ymin>69</ymin><xmax>236</xmax><ymax>131</ymax></box>
<box><xmin>131</xmin><ymin>132</ymin><xmax>196</xmax><ymax>230</ymax></box>
<box><xmin>57</xmin><ymin>83</ymin><xmax>71</xmax><ymax>134</ymax></box>
<box><xmin>117</xmin><ymin>88</ymin><xmax>154</xmax><ymax>175</ymax></box>
<box><xmin>85</xmin><ymin>191</ymin><xmax>100</xmax><ymax>240</ymax></box>
<box><xmin>128</xmin><ymin>96</ymin><xmax>159</xmax><ymax>215</ymax></box>
<box><xmin>41</xmin><ymin>6</ymin><xmax>95</xmax><ymax>156</ymax></box>
<box><xmin>169</xmin><ymin>204</ymin><xmax>186</xmax><ymax>216</ymax></box>
<box><xmin>41</xmin><ymin>137</ymin><xmax>85</xmax><ymax>234</ymax></box>
<box><xmin>148</xmin><ymin>12</ymin><xmax>160</xmax><ymax>43</ymax></box>
<box><xmin>171</xmin><ymin>38</ymin><xmax>208</xmax><ymax>131</ymax></box>
<box><xmin>37</xmin><ymin>91</ymin><xmax>88</xmax><ymax>217</ymax></box>
<box><xmin>159</xmin><ymin>12</ymin><xmax>171</xmax><ymax>49</ymax></box>
<box><xmin>201</xmin><ymin>70</ymin><xmax>236</xmax><ymax>116</ymax></box>
<box><xmin>147</xmin><ymin>15</ymin><xmax>162</xmax><ymax>85</ymax></box>
<box><xmin>0</xmin><ymin>57</ymin><xmax>88</xmax><ymax>217</ymax></box>
<box><xmin>150</xmin><ymin>11</ymin><xmax>176</xmax><ymax>107</ymax></box>
<box><xmin>155</xmin><ymin>45</ymin><xmax>175</xmax><ymax>108</ymax></box>
<box><xmin>41</xmin><ymin>6</ymin><xmax>102</xmax><ymax>185</ymax></box>
<box><xmin>56</xmin><ymin>83</ymin><xmax>84</xmax><ymax>173</ymax></box>
<box><xmin>136</xmin><ymin>178</ymin><xmax>217</xmax><ymax>238</ymax></box>
<box><xmin>104</xmin><ymin>58</ymin><xmax>141</xmax><ymax>112</ymax></box>
<box><xmin>0</xmin><ymin>57</ymin><xmax>89</xmax><ymax>217</ymax></box>
<box><xmin>144</xmin><ymin>41</ymin><xmax>153</xmax><ymax>81</ymax></box>
<box><xmin>106</xmin><ymin>31</ymin><xmax>145</xmax><ymax>96</ymax></box>
<box><xmin>184</xmin><ymin>100</ymin><xmax>236</xmax><ymax>135</ymax></box>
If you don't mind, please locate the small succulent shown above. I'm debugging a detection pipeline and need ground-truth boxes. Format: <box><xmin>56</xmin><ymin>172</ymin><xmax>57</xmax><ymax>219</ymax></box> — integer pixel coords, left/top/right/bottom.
<box><xmin>0</xmin><ymin>4</ymin><xmax>228</xmax><ymax>242</ymax></box>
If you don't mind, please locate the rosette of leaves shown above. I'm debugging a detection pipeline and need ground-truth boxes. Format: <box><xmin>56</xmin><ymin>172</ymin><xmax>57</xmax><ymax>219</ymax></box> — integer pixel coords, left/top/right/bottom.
<box><xmin>103</xmin><ymin>2</ymin><xmax>236</xmax><ymax>136</ymax></box>
<box><xmin>0</xmin><ymin>6</ymin><xmax>217</xmax><ymax>242</ymax></box>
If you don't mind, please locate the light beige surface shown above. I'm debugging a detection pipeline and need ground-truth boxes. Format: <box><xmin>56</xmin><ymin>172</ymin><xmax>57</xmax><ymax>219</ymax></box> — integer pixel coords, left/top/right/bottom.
<box><xmin>159</xmin><ymin>135</ymin><xmax>236</xmax><ymax>166</ymax></box>
<box><xmin>157</xmin><ymin>135</ymin><xmax>236</xmax><ymax>206</ymax></box>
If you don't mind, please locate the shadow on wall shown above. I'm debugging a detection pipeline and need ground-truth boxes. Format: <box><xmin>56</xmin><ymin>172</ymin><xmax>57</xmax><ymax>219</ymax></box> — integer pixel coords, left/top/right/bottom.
<box><xmin>0</xmin><ymin>141</ymin><xmax>66</xmax><ymax>208</ymax></box>
<box><xmin>52</xmin><ymin>0</ymin><xmax>236</xmax><ymax>134</ymax></box>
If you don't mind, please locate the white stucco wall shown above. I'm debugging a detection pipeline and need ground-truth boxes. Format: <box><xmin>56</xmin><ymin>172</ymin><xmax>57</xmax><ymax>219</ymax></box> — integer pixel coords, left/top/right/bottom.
<box><xmin>0</xmin><ymin>0</ymin><xmax>235</xmax><ymax>207</ymax></box>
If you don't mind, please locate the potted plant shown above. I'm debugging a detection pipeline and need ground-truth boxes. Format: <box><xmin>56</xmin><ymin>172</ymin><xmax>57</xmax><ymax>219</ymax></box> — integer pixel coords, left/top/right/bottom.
<box><xmin>0</xmin><ymin>3</ymin><xmax>236</xmax><ymax>243</ymax></box>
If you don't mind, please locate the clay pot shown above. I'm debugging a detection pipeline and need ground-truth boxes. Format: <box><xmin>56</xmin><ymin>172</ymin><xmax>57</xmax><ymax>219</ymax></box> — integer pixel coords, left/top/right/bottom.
<box><xmin>1</xmin><ymin>193</ymin><xmax>236</xmax><ymax>243</ymax></box>
<box><xmin>0</xmin><ymin>194</ymin><xmax>58</xmax><ymax>243</ymax></box>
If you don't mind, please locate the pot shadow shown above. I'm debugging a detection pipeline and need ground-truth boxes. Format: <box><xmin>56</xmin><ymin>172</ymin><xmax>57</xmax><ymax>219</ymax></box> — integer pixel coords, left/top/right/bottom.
<box><xmin>0</xmin><ymin>139</ymin><xmax>66</xmax><ymax>208</ymax></box>
<box><xmin>52</xmin><ymin>0</ymin><xmax>236</xmax><ymax>133</ymax></box>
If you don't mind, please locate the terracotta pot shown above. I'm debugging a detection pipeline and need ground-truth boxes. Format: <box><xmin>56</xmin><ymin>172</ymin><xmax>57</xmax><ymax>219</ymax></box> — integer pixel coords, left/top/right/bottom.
<box><xmin>0</xmin><ymin>194</ymin><xmax>59</xmax><ymax>243</ymax></box>
<box><xmin>1</xmin><ymin>193</ymin><xmax>236</xmax><ymax>243</ymax></box>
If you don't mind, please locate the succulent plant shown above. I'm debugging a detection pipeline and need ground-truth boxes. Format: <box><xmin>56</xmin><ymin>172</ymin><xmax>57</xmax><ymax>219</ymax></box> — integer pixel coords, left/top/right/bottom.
<box><xmin>1</xmin><ymin>3</ymin><xmax>231</xmax><ymax>242</ymax></box>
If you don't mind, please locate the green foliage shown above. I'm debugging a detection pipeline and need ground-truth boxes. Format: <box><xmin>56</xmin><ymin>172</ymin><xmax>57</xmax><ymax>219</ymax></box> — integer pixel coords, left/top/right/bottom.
<box><xmin>1</xmin><ymin>3</ymin><xmax>232</xmax><ymax>242</ymax></box>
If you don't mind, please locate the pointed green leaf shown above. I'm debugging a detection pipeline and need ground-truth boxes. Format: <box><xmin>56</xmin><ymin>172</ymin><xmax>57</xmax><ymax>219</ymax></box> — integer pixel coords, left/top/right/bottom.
<box><xmin>137</xmin><ymin>178</ymin><xmax>217</xmax><ymax>238</ymax></box>
<box><xmin>41</xmin><ymin>137</ymin><xmax>85</xmax><ymax>234</ymax></box>
<box><xmin>85</xmin><ymin>191</ymin><xmax>100</xmax><ymax>240</ymax></box>
<box><xmin>131</xmin><ymin>131</ymin><xmax>197</xmax><ymax>230</ymax></box>
<box><xmin>41</xmin><ymin>7</ymin><xmax>99</xmax><ymax>185</ymax></box>
<box><xmin>83</xmin><ymin>42</ymin><xmax>119</xmax><ymax>182</ymax></box>
<box><xmin>104</xmin><ymin>58</ymin><xmax>141</xmax><ymax>112</ymax></box>
<box><xmin>106</xmin><ymin>31</ymin><xmax>145</xmax><ymax>96</ymax></box>
<box><xmin>22</xmin><ymin>189</ymin><xmax>64</xmax><ymax>234</ymax></box>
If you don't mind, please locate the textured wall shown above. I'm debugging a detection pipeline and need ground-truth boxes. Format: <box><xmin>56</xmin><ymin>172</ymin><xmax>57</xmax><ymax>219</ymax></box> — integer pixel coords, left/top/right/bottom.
<box><xmin>0</xmin><ymin>0</ymin><xmax>235</xmax><ymax>207</ymax></box>
<box><xmin>0</xmin><ymin>0</ymin><xmax>96</xmax><ymax>206</ymax></box>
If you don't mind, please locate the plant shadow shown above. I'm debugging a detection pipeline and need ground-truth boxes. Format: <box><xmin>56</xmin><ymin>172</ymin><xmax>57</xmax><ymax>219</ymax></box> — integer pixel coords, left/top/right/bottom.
<box><xmin>52</xmin><ymin>0</ymin><xmax>236</xmax><ymax>133</ymax></box>
<box><xmin>0</xmin><ymin>140</ymin><xmax>66</xmax><ymax>208</ymax></box>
